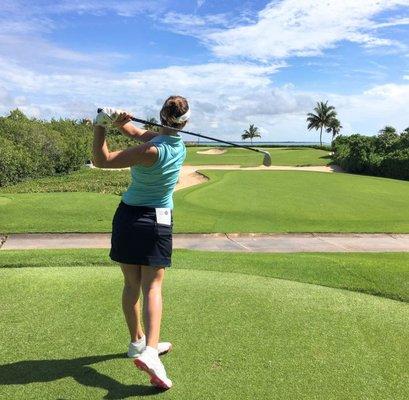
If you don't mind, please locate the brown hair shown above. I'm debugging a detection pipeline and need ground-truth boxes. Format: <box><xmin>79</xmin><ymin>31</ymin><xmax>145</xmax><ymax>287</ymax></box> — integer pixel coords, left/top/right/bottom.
<box><xmin>160</xmin><ymin>95</ymin><xmax>189</xmax><ymax>129</ymax></box>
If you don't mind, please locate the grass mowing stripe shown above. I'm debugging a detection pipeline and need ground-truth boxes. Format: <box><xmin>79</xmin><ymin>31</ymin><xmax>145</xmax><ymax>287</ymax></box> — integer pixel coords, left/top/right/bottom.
<box><xmin>1</xmin><ymin>249</ymin><xmax>408</xmax><ymax>303</ymax></box>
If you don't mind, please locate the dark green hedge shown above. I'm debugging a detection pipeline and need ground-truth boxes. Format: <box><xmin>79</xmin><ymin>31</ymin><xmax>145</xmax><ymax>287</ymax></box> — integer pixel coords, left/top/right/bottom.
<box><xmin>332</xmin><ymin>129</ymin><xmax>409</xmax><ymax>180</ymax></box>
<box><xmin>0</xmin><ymin>110</ymin><xmax>135</xmax><ymax>187</ymax></box>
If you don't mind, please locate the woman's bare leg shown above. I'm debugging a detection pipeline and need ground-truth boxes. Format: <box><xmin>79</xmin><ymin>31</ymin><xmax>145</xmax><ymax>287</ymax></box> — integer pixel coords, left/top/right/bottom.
<box><xmin>141</xmin><ymin>266</ymin><xmax>165</xmax><ymax>349</ymax></box>
<box><xmin>120</xmin><ymin>263</ymin><xmax>144</xmax><ymax>342</ymax></box>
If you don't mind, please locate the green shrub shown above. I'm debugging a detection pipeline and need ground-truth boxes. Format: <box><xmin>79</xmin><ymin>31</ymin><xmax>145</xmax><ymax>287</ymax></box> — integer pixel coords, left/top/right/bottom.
<box><xmin>397</xmin><ymin>131</ymin><xmax>409</xmax><ymax>150</ymax></box>
<box><xmin>374</xmin><ymin>130</ymin><xmax>400</xmax><ymax>155</ymax></box>
<box><xmin>0</xmin><ymin>111</ymin><xmax>94</xmax><ymax>187</ymax></box>
<box><xmin>379</xmin><ymin>149</ymin><xmax>409</xmax><ymax>180</ymax></box>
<box><xmin>0</xmin><ymin>110</ymin><xmax>141</xmax><ymax>187</ymax></box>
<box><xmin>333</xmin><ymin>131</ymin><xmax>409</xmax><ymax>180</ymax></box>
<box><xmin>333</xmin><ymin>134</ymin><xmax>375</xmax><ymax>173</ymax></box>
<box><xmin>0</xmin><ymin>137</ymin><xmax>29</xmax><ymax>186</ymax></box>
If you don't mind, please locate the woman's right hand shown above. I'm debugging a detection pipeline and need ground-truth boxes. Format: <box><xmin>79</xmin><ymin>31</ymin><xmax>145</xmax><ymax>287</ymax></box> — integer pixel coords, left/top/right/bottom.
<box><xmin>113</xmin><ymin>112</ymin><xmax>133</xmax><ymax>128</ymax></box>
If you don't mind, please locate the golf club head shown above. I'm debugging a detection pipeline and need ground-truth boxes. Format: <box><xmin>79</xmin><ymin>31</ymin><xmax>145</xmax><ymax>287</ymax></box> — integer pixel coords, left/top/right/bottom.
<box><xmin>261</xmin><ymin>151</ymin><xmax>272</xmax><ymax>167</ymax></box>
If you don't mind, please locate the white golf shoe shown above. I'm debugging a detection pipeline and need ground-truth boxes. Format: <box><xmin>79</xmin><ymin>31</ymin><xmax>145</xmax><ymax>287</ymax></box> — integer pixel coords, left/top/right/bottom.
<box><xmin>134</xmin><ymin>346</ymin><xmax>172</xmax><ymax>390</ymax></box>
<box><xmin>127</xmin><ymin>336</ymin><xmax>172</xmax><ymax>358</ymax></box>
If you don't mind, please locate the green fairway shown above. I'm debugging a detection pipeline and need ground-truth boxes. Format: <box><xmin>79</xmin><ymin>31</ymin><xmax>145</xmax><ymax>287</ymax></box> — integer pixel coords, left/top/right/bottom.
<box><xmin>0</xmin><ymin>192</ymin><xmax>119</xmax><ymax>233</ymax></box>
<box><xmin>174</xmin><ymin>170</ymin><xmax>409</xmax><ymax>233</ymax></box>
<box><xmin>1</xmin><ymin>250</ymin><xmax>408</xmax><ymax>399</ymax></box>
<box><xmin>1</xmin><ymin>170</ymin><xmax>409</xmax><ymax>233</ymax></box>
<box><xmin>185</xmin><ymin>146</ymin><xmax>331</xmax><ymax>166</ymax></box>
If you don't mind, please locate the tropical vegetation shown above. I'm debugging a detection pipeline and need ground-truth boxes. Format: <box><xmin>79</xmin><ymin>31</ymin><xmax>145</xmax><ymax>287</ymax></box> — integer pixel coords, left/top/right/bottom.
<box><xmin>332</xmin><ymin>126</ymin><xmax>409</xmax><ymax>180</ymax></box>
<box><xmin>241</xmin><ymin>124</ymin><xmax>261</xmax><ymax>144</ymax></box>
<box><xmin>0</xmin><ymin>109</ymin><xmax>135</xmax><ymax>187</ymax></box>
<box><xmin>307</xmin><ymin>101</ymin><xmax>342</xmax><ymax>146</ymax></box>
<box><xmin>143</xmin><ymin>117</ymin><xmax>160</xmax><ymax>132</ymax></box>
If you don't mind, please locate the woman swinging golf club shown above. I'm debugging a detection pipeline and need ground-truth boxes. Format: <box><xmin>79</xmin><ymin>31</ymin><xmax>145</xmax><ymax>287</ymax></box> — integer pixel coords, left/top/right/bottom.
<box><xmin>93</xmin><ymin>96</ymin><xmax>189</xmax><ymax>390</ymax></box>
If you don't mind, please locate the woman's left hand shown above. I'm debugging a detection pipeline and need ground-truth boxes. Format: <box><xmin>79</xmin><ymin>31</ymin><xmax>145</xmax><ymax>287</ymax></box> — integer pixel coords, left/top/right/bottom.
<box><xmin>113</xmin><ymin>112</ymin><xmax>133</xmax><ymax>127</ymax></box>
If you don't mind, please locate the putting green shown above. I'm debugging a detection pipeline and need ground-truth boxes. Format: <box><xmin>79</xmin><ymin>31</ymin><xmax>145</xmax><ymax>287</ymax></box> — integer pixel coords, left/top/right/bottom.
<box><xmin>0</xmin><ymin>266</ymin><xmax>408</xmax><ymax>399</ymax></box>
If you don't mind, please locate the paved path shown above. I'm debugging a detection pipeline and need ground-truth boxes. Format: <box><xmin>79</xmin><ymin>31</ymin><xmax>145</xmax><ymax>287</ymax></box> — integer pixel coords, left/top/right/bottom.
<box><xmin>1</xmin><ymin>233</ymin><xmax>408</xmax><ymax>252</ymax></box>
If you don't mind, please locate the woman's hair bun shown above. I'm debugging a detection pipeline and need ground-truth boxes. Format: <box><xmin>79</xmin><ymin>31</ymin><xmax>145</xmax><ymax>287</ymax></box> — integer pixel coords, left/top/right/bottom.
<box><xmin>160</xmin><ymin>96</ymin><xmax>190</xmax><ymax>128</ymax></box>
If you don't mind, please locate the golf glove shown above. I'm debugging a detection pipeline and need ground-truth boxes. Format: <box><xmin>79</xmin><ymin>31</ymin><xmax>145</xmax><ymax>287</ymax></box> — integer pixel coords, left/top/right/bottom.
<box><xmin>93</xmin><ymin>107</ymin><xmax>124</xmax><ymax>127</ymax></box>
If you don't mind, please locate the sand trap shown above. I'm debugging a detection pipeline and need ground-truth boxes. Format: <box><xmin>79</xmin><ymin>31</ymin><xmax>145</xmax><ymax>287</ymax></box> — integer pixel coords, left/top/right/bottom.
<box><xmin>176</xmin><ymin>166</ymin><xmax>209</xmax><ymax>191</ymax></box>
<box><xmin>196</xmin><ymin>148</ymin><xmax>227</xmax><ymax>155</ymax></box>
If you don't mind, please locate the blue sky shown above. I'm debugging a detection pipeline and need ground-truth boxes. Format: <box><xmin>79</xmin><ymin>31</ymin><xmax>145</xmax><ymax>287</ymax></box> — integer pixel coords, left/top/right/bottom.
<box><xmin>1</xmin><ymin>0</ymin><xmax>409</xmax><ymax>142</ymax></box>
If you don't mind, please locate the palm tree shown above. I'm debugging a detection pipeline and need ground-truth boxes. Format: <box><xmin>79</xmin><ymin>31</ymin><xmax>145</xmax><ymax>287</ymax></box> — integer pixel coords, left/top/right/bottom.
<box><xmin>326</xmin><ymin>118</ymin><xmax>342</xmax><ymax>144</ymax></box>
<box><xmin>242</xmin><ymin>124</ymin><xmax>261</xmax><ymax>145</ymax></box>
<box><xmin>144</xmin><ymin>117</ymin><xmax>160</xmax><ymax>132</ymax></box>
<box><xmin>307</xmin><ymin>101</ymin><xmax>338</xmax><ymax>146</ymax></box>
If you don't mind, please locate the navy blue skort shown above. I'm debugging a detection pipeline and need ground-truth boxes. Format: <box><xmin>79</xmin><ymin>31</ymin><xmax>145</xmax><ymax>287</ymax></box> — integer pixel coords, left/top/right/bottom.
<box><xmin>109</xmin><ymin>201</ymin><xmax>173</xmax><ymax>267</ymax></box>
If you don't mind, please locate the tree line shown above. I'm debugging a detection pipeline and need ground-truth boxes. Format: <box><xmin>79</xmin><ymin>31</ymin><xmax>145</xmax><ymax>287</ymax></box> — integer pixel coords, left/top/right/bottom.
<box><xmin>0</xmin><ymin>109</ymin><xmax>134</xmax><ymax>187</ymax></box>
<box><xmin>1</xmin><ymin>107</ymin><xmax>408</xmax><ymax>186</ymax></box>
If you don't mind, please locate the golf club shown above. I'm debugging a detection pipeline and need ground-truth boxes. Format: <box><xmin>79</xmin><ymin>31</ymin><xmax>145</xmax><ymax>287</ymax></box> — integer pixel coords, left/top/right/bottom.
<box><xmin>96</xmin><ymin>108</ymin><xmax>272</xmax><ymax>167</ymax></box>
<box><xmin>132</xmin><ymin>117</ymin><xmax>272</xmax><ymax>167</ymax></box>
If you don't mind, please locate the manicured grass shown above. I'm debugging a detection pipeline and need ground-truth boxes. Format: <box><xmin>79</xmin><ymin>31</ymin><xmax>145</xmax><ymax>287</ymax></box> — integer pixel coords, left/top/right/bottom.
<box><xmin>0</xmin><ymin>192</ymin><xmax>119</xmax><ymax>233</ymax></box>
<box><xmin>174</xmin><ymin>170</ymin><xmax>409</xmax><ymax>233</ymax></box>
<box><xmin>0</xmin><ymin>168</ymin><xmax>130</xmax><ymax>195</ymax></box>
<box><xmin>185</xmin><ymin>146</ymin><xmax>331</xmax><ymax>166</ymax></box>
<box><xmin>0</xmin><ymin>250</ymin><xmax>408</xmax><ymax>399</ymax></box>
<box><xmin>0</xmin><ymin>147</ymin><xmax>330</xmax><ymax>196</ymax></box>
<box><xmin>1</xmin><ymin>171</ymin><xmax>409</xmax><ymax>233</ymax></box>
<box><xmin>1</xmin><ymin>249</ymin><xmax>408</xmax><ymax>302</ymax></box>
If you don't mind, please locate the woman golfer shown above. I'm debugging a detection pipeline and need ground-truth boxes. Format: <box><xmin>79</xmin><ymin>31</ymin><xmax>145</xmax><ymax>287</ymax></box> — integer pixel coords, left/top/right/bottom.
<box><xmin>92</xmin><ymin>96</ymin><xmax>189</xmax><ymax>390</ymax></box>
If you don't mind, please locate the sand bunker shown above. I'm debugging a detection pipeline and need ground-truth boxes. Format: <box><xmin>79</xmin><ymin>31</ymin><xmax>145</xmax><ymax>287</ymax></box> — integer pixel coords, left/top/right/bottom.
<box><xmin>196</xmin><ymin>148</ymin><xmax>227</xmax><ymax>155</ymax></box>
<box><xmin>176</xmin><ymin>166</ymin><xmax>209</xmax><ymax>191</ymax></box>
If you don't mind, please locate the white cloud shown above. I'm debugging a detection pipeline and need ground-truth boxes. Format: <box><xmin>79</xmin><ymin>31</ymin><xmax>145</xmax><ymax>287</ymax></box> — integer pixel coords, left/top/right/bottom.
<box><xmin>404</xmin><ymin>75</ymin><xmax>409</xmax><ymax>80</ymax></box>
<box><xmin>0</xmin><ymin>35</ymin><xmax>128</xmax><ymax>70</ymax></box>
<box><xmin>1</xmin><ymin>0</ymin><xmax>409</xmax><ymax>143</ymax></box>
<box><xmin>329</xmin><ymin>84</ymin><xmax>409</xmax><ymax>134</ymax></box>
<box><xmin>374</xmin><ymin>17</ymin><xmax>409</xmax><ymax>28</ymax></box>
<box><xmin>161</xmin><ymin>12</ymin><xmax>230</xmax><ymax>36</ymax></box>
<box><xmin>205</xmin><ymin>0</ymin><xmax>409</xmax><ymax>60</ymax></box>
<box><xmin>1</xmin><ymin>55</ymin><xmax>409</xmax><ymax>141</ymax></box>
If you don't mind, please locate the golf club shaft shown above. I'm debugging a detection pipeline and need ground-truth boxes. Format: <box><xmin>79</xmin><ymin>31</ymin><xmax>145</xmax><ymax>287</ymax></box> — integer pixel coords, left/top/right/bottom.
<box><xmin>131</xmin><ymin>117</ymin><xmax>263</xmax><ymax>155</ymax></box>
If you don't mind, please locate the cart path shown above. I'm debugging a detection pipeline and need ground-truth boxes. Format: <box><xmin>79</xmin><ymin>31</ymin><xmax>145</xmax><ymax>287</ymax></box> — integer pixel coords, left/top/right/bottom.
<box><xmin>1</xmin><ymin>233</ymin><xmax>408</xmax><ymax>252</ymax></box>
<box><xmin>176</xmin><ymin>164</ymin><xmax>343</xmax><ymax>191</ymax></box>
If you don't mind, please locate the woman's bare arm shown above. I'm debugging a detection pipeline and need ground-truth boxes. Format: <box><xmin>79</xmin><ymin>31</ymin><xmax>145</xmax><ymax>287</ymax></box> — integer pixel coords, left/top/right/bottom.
<box><xmin>93</xmin><ymin>125</ymin><xmax>158</xmax><ymax>169</ymax></box>
<box><xmin>114</xmin><ymin>113</ymin><xmax>159</xmax><ymax>143</ymax></box>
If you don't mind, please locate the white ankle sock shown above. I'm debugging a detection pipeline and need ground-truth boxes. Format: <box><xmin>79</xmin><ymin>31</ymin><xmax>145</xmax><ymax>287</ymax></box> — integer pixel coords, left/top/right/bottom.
<box><xmin>131</xmin><ymin>335</ymin><xmax>145</xmax><ymax>346</ymax></box>
<box><xmin>145</xmin><ymin>345</ymin><xmax>159</xmax><ymax>356</ymax></box>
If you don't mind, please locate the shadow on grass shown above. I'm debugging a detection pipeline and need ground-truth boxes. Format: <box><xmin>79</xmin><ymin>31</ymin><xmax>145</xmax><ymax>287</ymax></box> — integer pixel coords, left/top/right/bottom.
<box><xmin>319</xmin><ymin>155</ymin><xmax>332</xmax><ymax>160</ymax></box>
<box><xmin>0</xmin><ymin>353</ymin><xmax>161</xmax><ymax>399</ymax></box>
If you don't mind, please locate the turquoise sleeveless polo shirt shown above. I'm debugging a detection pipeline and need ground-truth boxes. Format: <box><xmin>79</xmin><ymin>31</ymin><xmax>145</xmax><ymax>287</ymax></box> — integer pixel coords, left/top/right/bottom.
<box><xmin>121</xmin><ymin>134</ymin><xmax>186</xmax><ymax>209</ymax></box>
